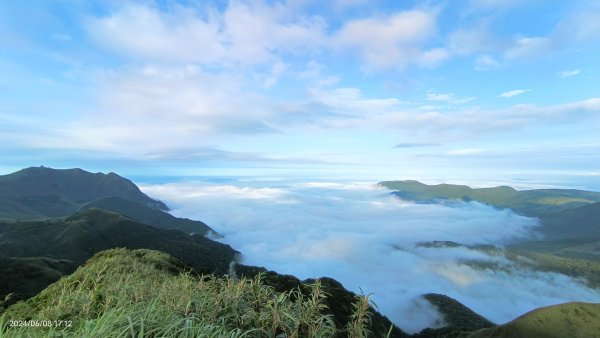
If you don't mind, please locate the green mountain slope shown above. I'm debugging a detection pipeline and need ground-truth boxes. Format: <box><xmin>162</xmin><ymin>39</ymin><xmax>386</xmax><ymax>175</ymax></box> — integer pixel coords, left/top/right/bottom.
<box><xmin>539</xmin><ymin>202</ymin><xmax>600</xmax><ymax>240</ymax></box>
<box><xmin>424</xmin><ymin>293</ymin><xmax>494</xmax><ymax>329</ymax></box>
<box><xmin>464</xmin><ymin>302</ymin><xmax>600</xmax><ymax>338</ymax></box>
<box><xmin>0</xmin><ymin>208</ymin><xmax>238</xmax><ymax>305</ymax></box>
<box><xmin>81</xmin><ymin>197</ymin><xmax>215</xmax><ymax>236</ymax></box>
<box><xmin>0</xmin><ymin>167</ymin><xmax>168</xmax><ymax>220</ymax></box>
<box><xmin>378</xmin><ymin>180</ymin><xmax>600</xmax><ymax>217</ymax></box>
<box><xmin>0</xmin><ymin>255</ymin><xmax>73</xmax><ymax>307</ymax></box>
<box><xmin>1</xmin><ymin>248</ymin><xmax>408</xmax><ymax>338</ymax></box>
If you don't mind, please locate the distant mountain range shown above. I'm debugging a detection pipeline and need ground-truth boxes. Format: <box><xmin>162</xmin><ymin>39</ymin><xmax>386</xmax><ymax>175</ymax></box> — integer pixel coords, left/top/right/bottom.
<box><xmin>379</xmin><ymin>180</ymin><xmax>600</xmax><ymax>245</ymax></box>
<box><xmin>378</xmin><ymin>180</ymin><xmax>600</xmax><ymax>217</ymax></box>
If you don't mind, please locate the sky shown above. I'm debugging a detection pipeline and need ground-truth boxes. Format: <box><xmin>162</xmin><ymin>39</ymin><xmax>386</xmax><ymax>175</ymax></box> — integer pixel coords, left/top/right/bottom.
<box><xmin>1</xmin><ymin>0</ymin><xmax>599</xmax><ymax>186</ymax></box>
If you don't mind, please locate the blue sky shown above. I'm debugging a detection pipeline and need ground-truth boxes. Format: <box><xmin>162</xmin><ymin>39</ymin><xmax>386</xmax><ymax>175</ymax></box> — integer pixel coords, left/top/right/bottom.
<box><xmin>1</xmin><ymin>0</ymin><xmax>599</xmax><ymax>186</ymax></box>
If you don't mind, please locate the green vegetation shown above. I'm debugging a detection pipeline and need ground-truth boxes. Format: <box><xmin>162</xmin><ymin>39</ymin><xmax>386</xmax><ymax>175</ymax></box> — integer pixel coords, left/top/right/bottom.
<box><xmin>233</xmin><ymin>268</ymin><xmax>406</xmax><ymax>337</ymax></box>
<box><xmin>0</xmin><ymin>255</ymin><xmax>74</xmax><ymax>308</ymax></box>
<box><xmin>81</xmin><ymin>197</ymin><xmax>215</xmax><ymax>236</ymax></box>
<box><xmin>410</xmin><ymin>294</ymin><xmax>494</xmax><ymax>338</ymax></box>
<box><xmin>0</xmin><ymin>208</ymin><xmax>237</xmax><ymax>306</ymax></box>
<box><xmin>463</xmin><ymin>302</ymin><xmax>600</xmax><ymax>338</ymax></box>
<box><xmin>539</xmin><ymin>202</ymin><xmax>600</xmax><ymax>240</ymax></box>
<box><xmin>422</xmin><ymin>294</ymin><xmax>494</xmax><ymax>330</ymax></box>
<box><xmin>413</xmin><ymin>241</ymin><xmax>600</xmax><ymax>293</ymax></box>
<box><xmin>0</xmin><ymin>248</ymin><xmax>394</xmax><ymax>338</ymax></box>
<box><xmin>0</xmin><ymin>167</ymin><xmax>168</xmax><ymax>220</ymax></box>
<box><xmin>505</xmin><ymin>250</ymin><xmax>600</xmax><ymax>289</ymax></box>
<box><xmin>378</xmin><ymin>180</ymin><xmax>600</xmax><ymax>217</ymax></box>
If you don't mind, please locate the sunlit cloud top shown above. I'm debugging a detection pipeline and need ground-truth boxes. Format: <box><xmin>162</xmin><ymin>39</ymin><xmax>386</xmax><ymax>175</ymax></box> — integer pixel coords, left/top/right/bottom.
<box><xmin>1</xmin><ymin>0</ymin><xmax>599</xmax><ymax>185</ymax></box>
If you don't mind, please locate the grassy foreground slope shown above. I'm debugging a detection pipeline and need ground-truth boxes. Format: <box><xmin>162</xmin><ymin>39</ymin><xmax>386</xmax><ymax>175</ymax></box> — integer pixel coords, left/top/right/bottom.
<box><xmin>463</xmin><ymin>302</ymin><xmax>600</xmax><ymax>338</ymax></box>
<box><xmin>0</xmin><ymin>167</ymin><xmax>168</xmax><ymax>220</ymax></box>
<box><xmin>1</xmin><ymin>248</ymin><xmax>400</xmax><ymax>338</ymax></box>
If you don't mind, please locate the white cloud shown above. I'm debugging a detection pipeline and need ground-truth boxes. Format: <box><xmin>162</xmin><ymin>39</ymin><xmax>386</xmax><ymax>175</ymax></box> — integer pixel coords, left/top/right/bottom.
<box><xmin>300</xmin><ymin>88</ymin><xmax>599</xmax><ymax>138</ymax></box>
<box><xmin>448</xmin><ymin>8</ymin><xmax>600</xmax><ymax>65</ymax></box>
<box><xmin>448</xmin><ymin>28</ymin><xmax>499</xmax><ymax>55</ymax></box>
<box><xmin>426</xmin><ymin>92</ymin><xmax>475</xmax><ymax>105</ymax></box>
<box><xmin>554</xmin><ymin>10</ymin><xmax>600</xmax><ymax>43</ymax></box>
<box><xmin>557</xmin><ymin>69</ymin><xmax>581</xmax><ymax>78</ymax></box>
<box><xmin>427</xmin><ymin>92</ymin><xmax>453</xmax><ymax>102</ymax></box>
<box><xmin>86</xmin><ymin>1</ymin><xmax>327</xmax><ymax>66</ymax></box>
<box><xmin>142</xmin><ymin>180</ymin><xmax>600</xmax><ymax>333</ymax></box>
<box><xmin>504</xmin><ymin>36</ymin><xmax>553</xmax><ymax>59</ymax></box>
<box><xmin>86</xmin><ymin>2</ymin><xmax>446</xmax><ymax>71</ymax></box>
<box><xmin>446</xmin><ymin>148</ymin><xmax>485</xmax><ymax>156</ymax></box>
<box><xmin>334</xmin><ymin>10</ymin><xmax>441</xmax><ymax>69</ymax></box>
<box><xmin>141</xmin><ymin>182</ymin><xmax>290</xmax><ymax>201</ymax></box>
<box><xmin>59</xmin><ymin>64</ymin><xmax>282</xmax><ymax>154</ymax></box>
<box><xmin>419</xmin><ymin>48</ymin><xmax>450</xmax><ymax>68</ymax></box>
<box><xmin>448</xmin><ymin>28</ymin><xmax>552</xmax><ymax>63</ymax></box>
<box><xmin>499</xmin><ymin>89</ymin><xmax>529</xmax><ymax>98</ymax></box>
<box><xmin>474</xmin><ymin>54</ymin><xmax>499</xmax><ymax>70</ymax></box>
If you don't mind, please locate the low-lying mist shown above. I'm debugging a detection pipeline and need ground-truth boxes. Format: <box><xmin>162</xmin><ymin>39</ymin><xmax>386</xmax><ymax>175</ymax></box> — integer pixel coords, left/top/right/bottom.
<box><xmin>141</xmin><ymin>179</ymin><xmax>600</xmax><ymax>333</ymax></box>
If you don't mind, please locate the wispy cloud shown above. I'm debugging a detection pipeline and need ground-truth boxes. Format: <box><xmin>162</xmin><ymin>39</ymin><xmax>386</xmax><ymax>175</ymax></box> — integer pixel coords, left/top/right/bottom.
<box><xmin>499</xmin><ymin>89</ymin><xmax>529</xmax><ymax>98</ymax></box>
<box><xmin>427</xmin><ymin>92</ymin><xmax>475</xmax><ymax>104</ymax></box>
<box><xmin>394</xmin><ymin>143</ymin><xmax>440</xmax><ymax>149</ymax></box>
<box><xmin>448</xmin><ymin>6</ymin><xmax>600</xmax><ymax>66</ymax></box>
<box><xmin>557</xmin><ymin>69</ymin><xmax>581</xmax><ymax>78</ymax></box>
<box><xmin>474</xmin><ymin>54</ymin><xmax>499</xmax><ymax>70</ymax></box>
<box><xmin>446</xmin><ymin>148</ymin><xmax>485</xmax><ymax>156</ymax></box>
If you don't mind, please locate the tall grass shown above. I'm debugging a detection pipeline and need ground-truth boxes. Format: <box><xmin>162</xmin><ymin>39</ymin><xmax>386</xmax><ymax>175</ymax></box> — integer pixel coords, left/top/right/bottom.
<box><xmin>0</xmin><ymin>249</ymin><xmax>378</xmax><ymax>337</ymax></box>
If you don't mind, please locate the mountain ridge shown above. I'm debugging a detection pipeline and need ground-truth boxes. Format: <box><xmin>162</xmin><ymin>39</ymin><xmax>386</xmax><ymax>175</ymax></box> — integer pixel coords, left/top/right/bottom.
<box><xmin>0</xmin><ymin>166</ymin><xmax>168</xmax><ymax>220</ymax></box>
<box><xmin>81</xmin><ymin>196</ymin><xmax>215</xmax><ymax>236</ymax></box>
<box><xmin>378</xmin><ymin>180</ymin><xmax>600</xmax><ymax>217</ymax></box>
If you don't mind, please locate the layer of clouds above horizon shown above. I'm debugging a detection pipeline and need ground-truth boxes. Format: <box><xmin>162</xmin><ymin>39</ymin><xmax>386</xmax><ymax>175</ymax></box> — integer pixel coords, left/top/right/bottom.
<box><xmin>141</xmin><ymin>179</ymin><xmax>600</xmax><ymax>333</ymax></box>
<box><xmin>1</xmin><ymin>0</ymin><xmax>600</xmax><ymax>185</ymax></box>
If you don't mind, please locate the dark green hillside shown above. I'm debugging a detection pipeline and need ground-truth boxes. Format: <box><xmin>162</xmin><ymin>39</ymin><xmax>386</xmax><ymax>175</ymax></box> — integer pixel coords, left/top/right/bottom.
<box><xmin>1</xmin><ymin>248</ymin><xmax>407</xmax><ymax>338</ymax></box>
<box><xmin>539</xmin><ymin>202</ymin><xmax>600</xmax><ymax>240</ymax></box>
<box><xmin>423</xmin><ymin>294</ymin><xmax>494</xmax><ymax>330</ymax></box>
<box><xmin>379</xmin><ymin>180</ymin><xmax>600</xmax><ymax>217</ymax></box>
<box><xmin>0</xmin><ymin>255</ymin><xmax>73</xmax><ymax>308</ymax></box>
<box><xmin>411</xmin><ymin>294</ymin><xmax>494</xmax><ymax>338</ymax></box>
<box><xmin>0</xmin><ymin>167</ymin><xmax>168</xmax><ymax>220</ymax></box>
<box><xmin>81</xmin><ymin>197</ymin><xmax>215</xmax><ymax>236</ymax></box>
<box><xmin>464</xmin><ymin>302</ymin><xmax>600</xmax><ymax>338</ymax></box>
<box><xmin>0</xmin><ymin>208</ymin><xmax>238</xmax><ymax>305</ymax></box>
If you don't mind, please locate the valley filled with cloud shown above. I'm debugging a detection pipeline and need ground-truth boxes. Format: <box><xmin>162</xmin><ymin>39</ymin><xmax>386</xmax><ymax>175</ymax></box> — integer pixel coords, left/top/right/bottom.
<box><xmin>142</xmin><ymin>179</ymin><xmax>600</xmax><ymax>333</ymax></box>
